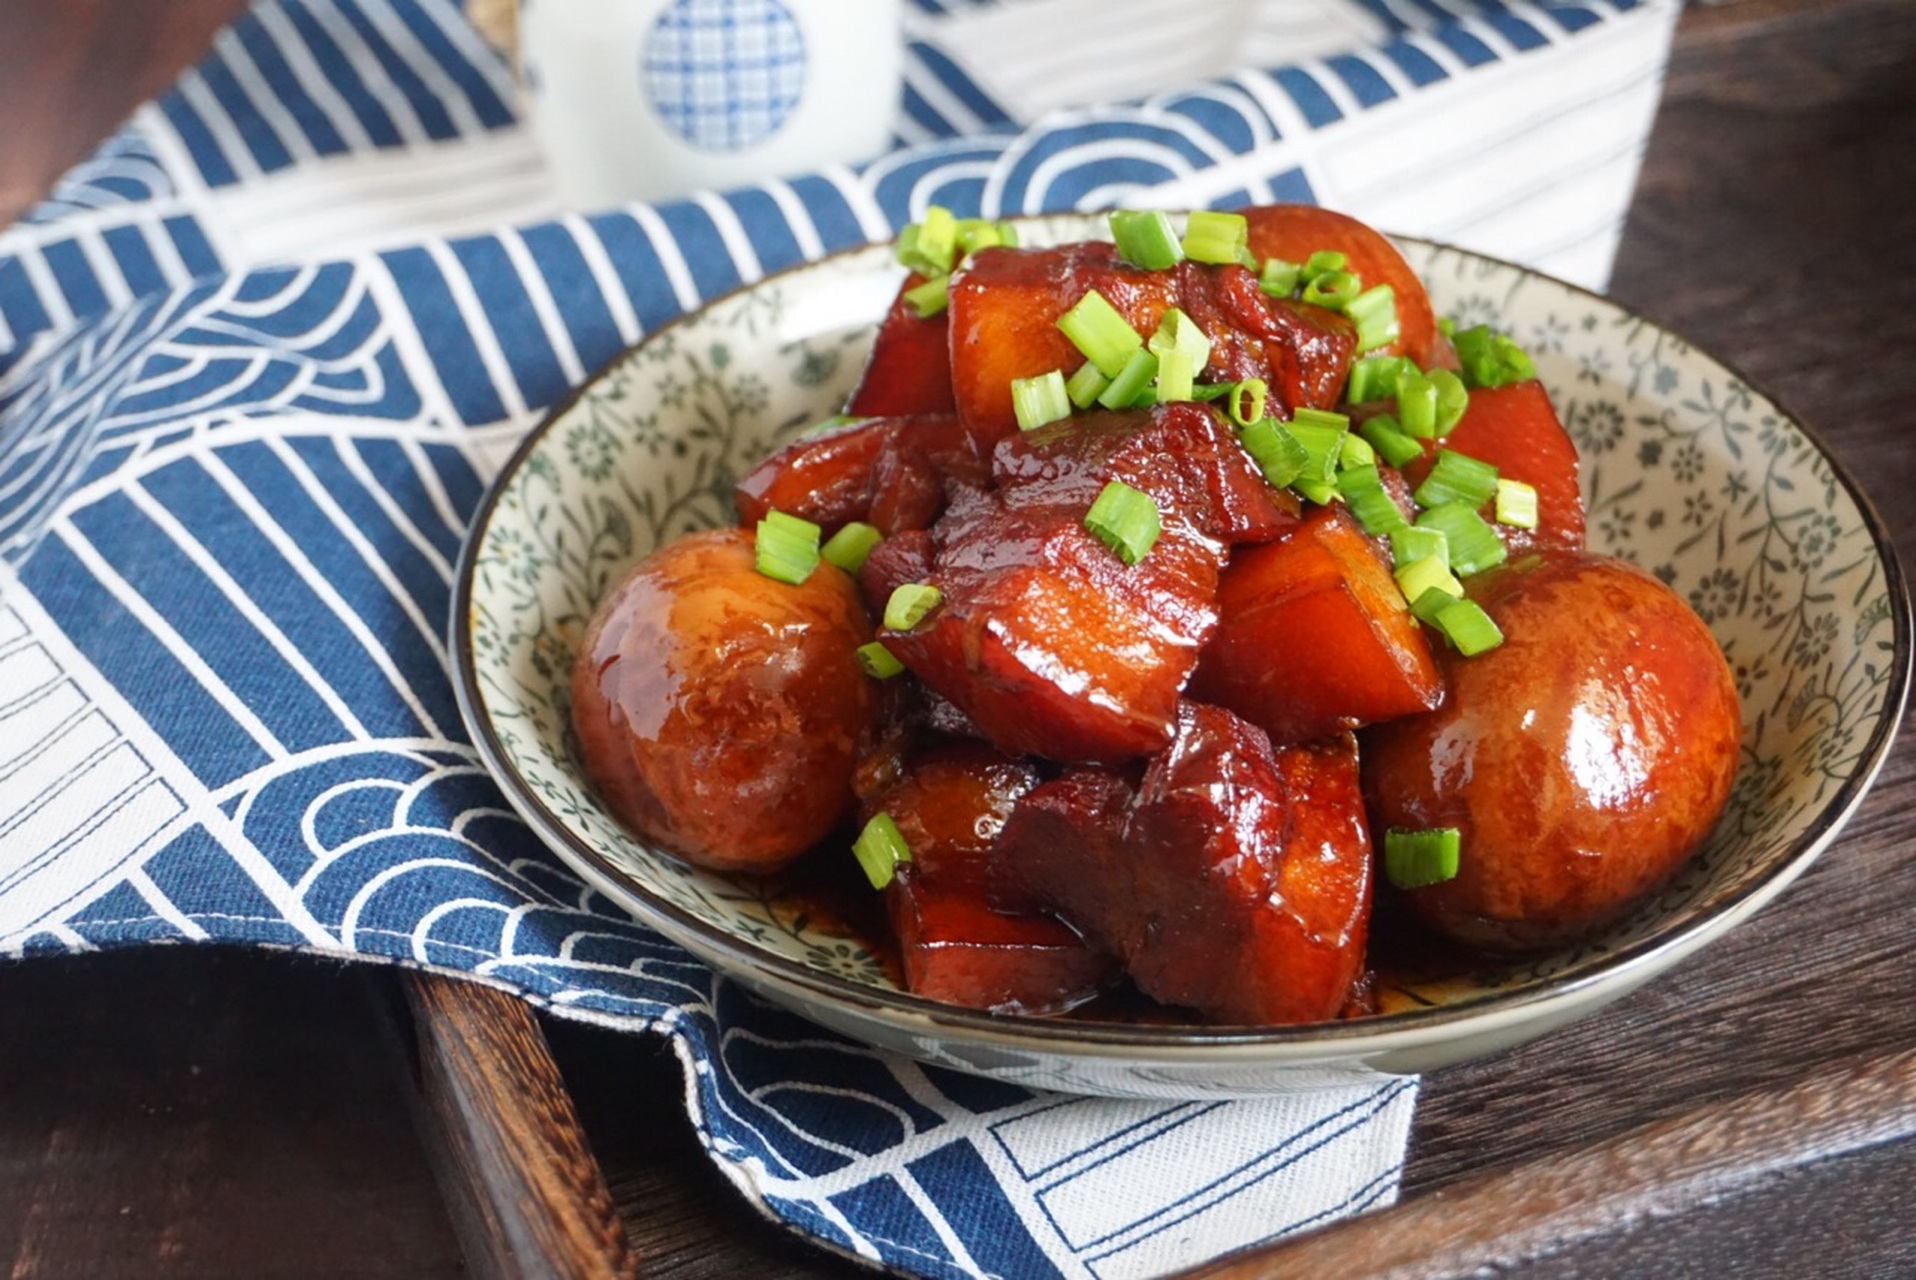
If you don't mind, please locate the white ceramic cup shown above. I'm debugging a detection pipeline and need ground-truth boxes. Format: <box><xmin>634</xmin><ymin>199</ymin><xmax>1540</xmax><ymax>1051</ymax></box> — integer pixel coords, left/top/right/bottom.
<box><xmin>518</xmin><ymin>0</ymin><xmax>904</xmax><ymax>209</ymax></box>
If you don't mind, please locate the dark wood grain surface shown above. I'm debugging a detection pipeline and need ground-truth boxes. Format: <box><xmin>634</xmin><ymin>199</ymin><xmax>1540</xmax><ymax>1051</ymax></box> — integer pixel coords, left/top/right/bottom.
<box><xmin>403</xmin><ymin>977</ymin><xmax>634</xmax><ymax>1280</ymax></box>
<box><xmin>0</xmin><ymin>949</ymin><xmax>464</xmax><ymax>1279</ymax></box>
<box><xmin>2</xmin><ymin>0</ymin><xmax>1913</xmax><ymax>1276</ymax></box>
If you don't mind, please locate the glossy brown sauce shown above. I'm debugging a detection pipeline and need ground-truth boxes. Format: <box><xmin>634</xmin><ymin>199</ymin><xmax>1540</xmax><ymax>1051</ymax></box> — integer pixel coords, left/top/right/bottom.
<box><xmin>751</xmin><ymin>832</ymin><xmax>1492</xmax><ymax>1026</ymax></box>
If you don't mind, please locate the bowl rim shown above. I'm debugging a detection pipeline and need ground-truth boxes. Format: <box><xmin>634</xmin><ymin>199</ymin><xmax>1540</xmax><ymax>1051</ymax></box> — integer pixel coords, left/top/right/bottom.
<box><xmin>448</xmin><ymin>216</ymin><xmax>1913</xmax><ymax>1056</ymax></box>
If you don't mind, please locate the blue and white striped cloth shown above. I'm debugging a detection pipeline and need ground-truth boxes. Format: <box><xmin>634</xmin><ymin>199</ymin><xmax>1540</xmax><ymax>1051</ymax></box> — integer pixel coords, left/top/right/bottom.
<box><xmin>0</xmin><ymin>1</ymin><xmax>1677</xmax><ymax>1274</ymax></box>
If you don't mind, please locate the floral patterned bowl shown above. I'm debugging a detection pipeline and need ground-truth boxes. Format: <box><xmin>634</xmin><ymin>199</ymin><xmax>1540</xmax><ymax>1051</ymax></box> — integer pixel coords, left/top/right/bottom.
<box><xmin>450</xmin><ymin>214</ymin><xmax>1909</xmax><ymax>1098</ymax></box>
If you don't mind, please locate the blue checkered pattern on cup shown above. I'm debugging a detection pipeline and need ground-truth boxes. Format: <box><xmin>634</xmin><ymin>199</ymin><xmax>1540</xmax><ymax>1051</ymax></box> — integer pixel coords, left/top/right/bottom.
<box><xmin>643</xmin><ymin>0</ymin><xmax>808</xmax><ymax>153</ymax></box>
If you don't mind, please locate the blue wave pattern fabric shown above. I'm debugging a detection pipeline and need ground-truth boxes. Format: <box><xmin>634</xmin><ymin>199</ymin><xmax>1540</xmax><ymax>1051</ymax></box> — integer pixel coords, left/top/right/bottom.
<box><xmin>0</xmin><ymin>0</ymin><xmax>1677</xmax><ymax>1273</ymax></box>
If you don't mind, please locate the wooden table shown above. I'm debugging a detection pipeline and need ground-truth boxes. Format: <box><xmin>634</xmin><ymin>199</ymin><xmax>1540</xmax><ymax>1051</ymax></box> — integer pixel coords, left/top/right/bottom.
<box><xmin>3</xmin><ymin>0</ymin><xmax>1914</xmax><ymax>1275</ymax></box>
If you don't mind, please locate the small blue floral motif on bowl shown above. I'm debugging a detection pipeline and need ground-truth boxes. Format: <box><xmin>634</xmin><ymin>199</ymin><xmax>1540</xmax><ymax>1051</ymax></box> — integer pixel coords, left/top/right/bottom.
<box><xmin>643</xmin><ymin>0</ymin><xmax>807</xmax><ymax>153</ymax></box>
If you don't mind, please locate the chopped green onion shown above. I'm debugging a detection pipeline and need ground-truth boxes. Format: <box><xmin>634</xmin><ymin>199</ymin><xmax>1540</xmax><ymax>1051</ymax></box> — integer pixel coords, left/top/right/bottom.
<box><xmin>1302</xmin><ymin>269</ymin><xmax>1360</xmax><ymax>311</ymax></box>
<box><xmin>1058</xmin><ymin>289</ymin><xmax>1143</xmax><ymax>378</ymax></box>
<box><xmin>1390</xmin><ymin>524</ymin><xmax>1449</xmax><ymax>571</ymax></box>
<box><xmin>1415</xmin><ymin>502</ymin><xmax>1507</xmax><ymax>577</ymax></box>
<box><xmin>1338</xmin><ymin>431</ymin><xmax>1376</xmax><ymax>470</ymax></box>
<box><xmin>856</xmin><ymin>640</ymin><xmax>906</xmax><ymax>679</ymax></box>
<box><xmin>1109</xmin><ymin>210</ymin><xmax>1185</xmax><ymax>270</ymax></box>
<box><xmin>1303</xmin><ymin>249</ymin><xmax>1349</xmax><ymax>277</ymax></box>
<box><xmin>1147</xmin><ymin>308</ymin><xmax>1212</xmax><ymax>402</ymax></box>
<box><xmin>852</xmin><ymin>812</ymin><xmax>912</xmax><ymax>890</ymax></box>
<box><xmin>884</xmin><ymin>583</ymin><xmax>943</xmax><ymax>631</ymax></box>
<box><xmin>1407</xmin><ymin>584</ymin><xmax>1460</xmax><ymax>627</ymax></box>
<box><xmin>1496</xmin><ymin>478</ymin><xmax>1540</xmax><ymax>529</ymax></box>
<box><xmin>1433</xmin><ymin>596</ymin><xmax>1504</xmax><ymax>655</ymax></box>
<box><xmin>1384</xmin><ymin>827</ymin><xmax>1460</xmax><ymax>889</ymax></box>
<box><xmin>1181</xmin><ymin>210</ymin><xmax>1251</xmax><ymax>266</ymax></box>
<box><xmin>896</xmin><ymin>208</ymin><xmax>1012</xmax><ymax>285</ymax></box>
<box><xmin>821</xmin><ymin>521</ymin><xmax>882</xmax><ymax>575</ymax></box>
<box><xmin>1258</xmin><ymin>257</ymin><xmax>1302</xmax><ymax>297</ymax></box>
<box><xmin>1395</xmin><ymin>555</ymin><xmax>1464</xmax><ymax>609</ymax></box>
<box><xmin>1287</xmin><ymin>419</ymin><xmax>1347</xmax><ymax>473</ymax></box>
<box><xmin>1430</xmin><ymin>368</ymin><xmax>1470</xmax><ymax>436</ymax></box>
<box><xmin>1359</xmin><ymin>413</ymin><xmax>1424</xmax><ymax>469</ymax></box>
<box><xmin>1337</xmin><ymin>464</ymin><xmax>1408</xmax><ymax>536</ymax></box>
<box><xmin>1451</xmin><ymin>324</ymin><xmax>1538</xmax><ymax>389</ymax></box>
<box><xmin>1149</xmin><ymin>307</ymin><xmax>1213</xmax><ymax>358</ymax></box>
<box><xmin>1286</xmin><ymin>418</ymin><xmax>1346</xmax><ymax>503</ymax></box>
<box><xmin>1012</xmin><ymin>369</ymin><xmax>1072</xmax><ymax>431</ymax></box>
<box><xmin>1084</xmin><ymin>479</ymin><xmax>1161</xmax><ymax>565</ymax></box>
<box><xmin>1238</xmin><ymin>417</ymin><xmax>1310</xmax><ymax>488</ymax></box>
<box><xmin>1396</xmin><ymin>369</ymin><xmax>1440</xmax><ymax>439</ymax></box>
<box><xmin>895</xmin><ymin>205</ymin><xmax>958</xmax><ymax>277</ymax></box>
<box><xmin>903</xmin><ymin>273</ymin><xmax>949</xmax><ymax>318</ymax></box>
<box><xmin>753</xmin><ymin>509</ymin><xmax>820</xmax><ymax>585</ymax></box>
<box><xmin>955</xmin><ymin>217</ymin><xmax>1016</xmax><ymax>255</ymax></box>
<box><xmin>1066</xmin><ymin>360</ymin><xmax>1113</xmax><ymax>409</ymax></box>
<box><xmin>1347</xmin><ymin>354</ymin><xmax>1414</xmax><ymax>405</ymax></box>
<box><xmin>1226</xmin><ymin>378</ymin><xmax>1268</xmax><ymax>427</ymax></box>
<box><xmin>919</xmin><ymin>205</ymin><xmax>957</xmax><ymax>265</ymax></box>
<box><xmin>1414</xmin><ymin>448</ymin><xmax>1501</xmax><ymax>510</ymax></box>
<box><xmin>893</xmin><ymin>223</ymin><xmax>928</xmax><ymax>275</ymax></box>
<box><xmin>1293</xmin><ymin>478</ymin><xmax>1339</xmax><ymax>506</ymax></box>
<box><xmin>1347</xmin><ymin>283</ymin><xmax>1400</xmax><ymax>354</ymax></box>
<box><xmin>1097</xmin><ymin>347</ymin><xmax>1160</xmax><ymax>409</ymax></box>
<box><xmin>1292</xmin><ymin>406</ymin><xmax>1351</xmax><ymax>433</ymax></box>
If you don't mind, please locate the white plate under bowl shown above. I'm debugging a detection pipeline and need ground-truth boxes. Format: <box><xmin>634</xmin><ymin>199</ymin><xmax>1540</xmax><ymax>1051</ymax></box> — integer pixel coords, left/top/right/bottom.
<box><xmin>450</xmin><ymin>214</ymin><xmax>1909</xmax><ymax>1098</ymax></box>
